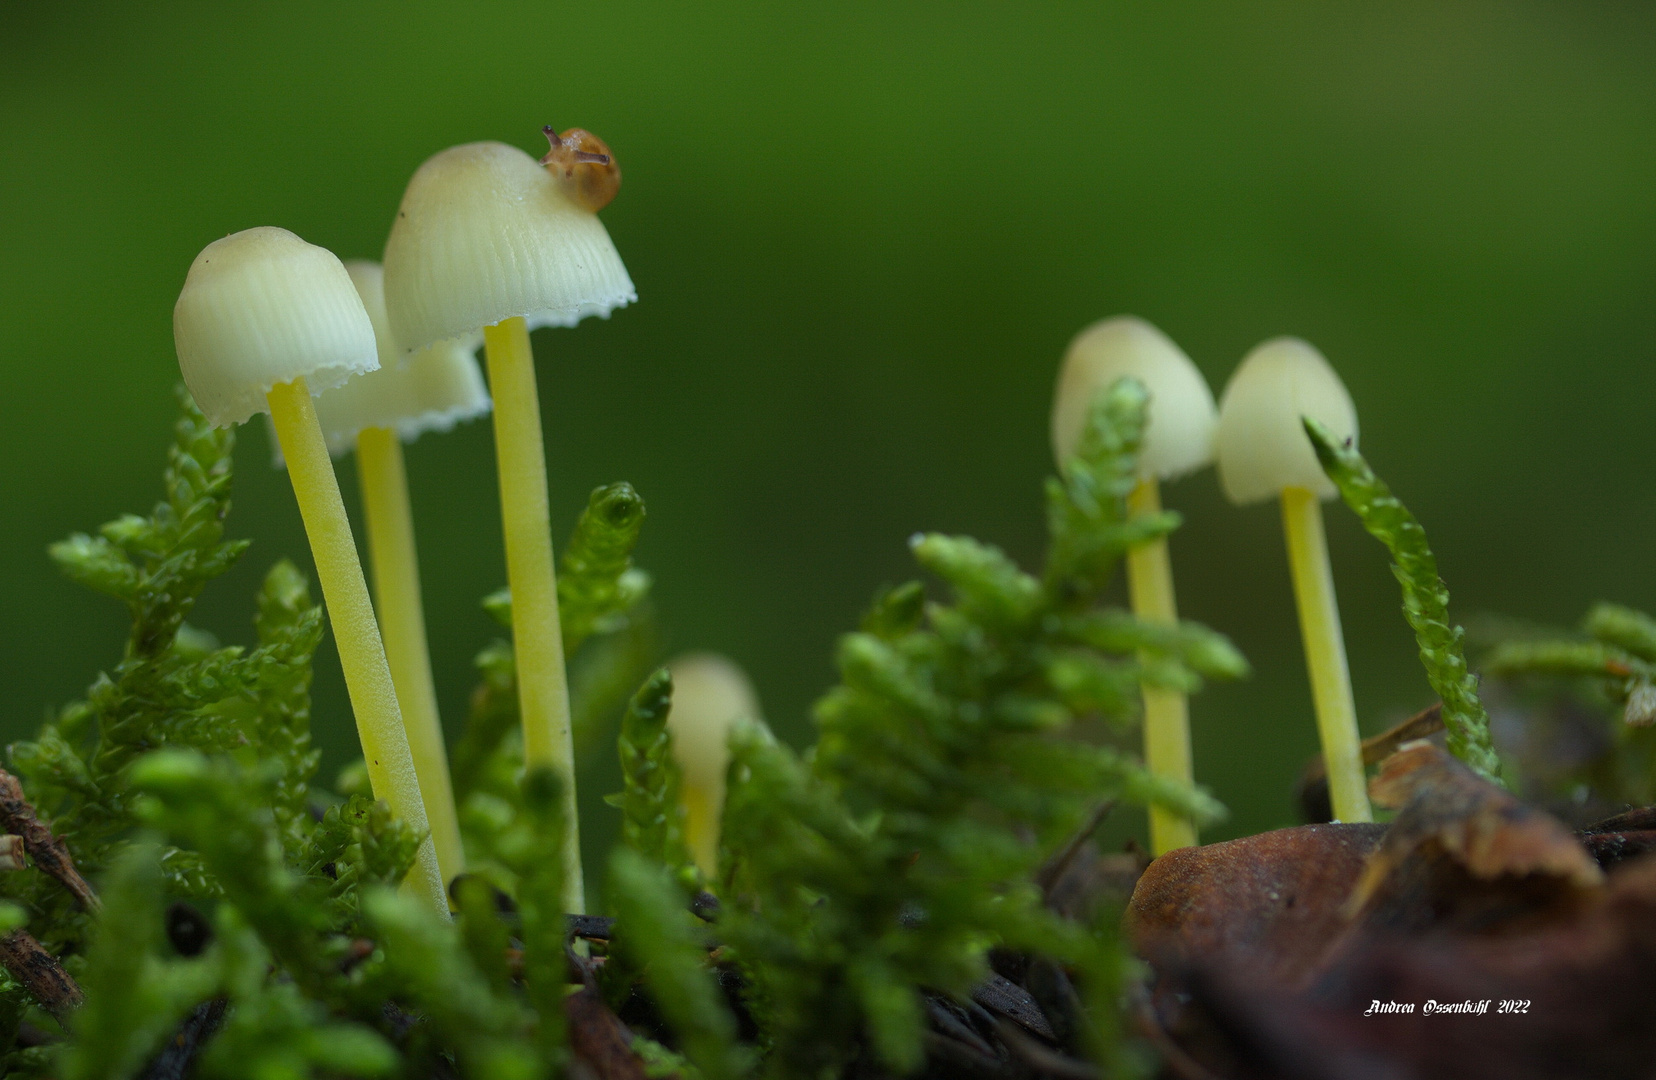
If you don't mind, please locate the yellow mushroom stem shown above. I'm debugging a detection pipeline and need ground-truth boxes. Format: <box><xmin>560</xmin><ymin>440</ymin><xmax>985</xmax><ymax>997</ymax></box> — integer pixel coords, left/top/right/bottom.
<box><xmin>481</xmin><ymin>316</ymin><xmax>583</xmax><ymax>913</ymax></box>
<box><xmin>264</xmin><ymin>378</ymin><xmax>448</xmax><ymax>914</ymax></box>
<box><xmin>355</xmin><ymin>425</ymin><xmax>465</xmax><ymax>888</ymax></box>
<box><xmin>1126</xmin><ymin>478</ymin><xmax>1198</xmax><ymax>854</ymax></box>
<box><xmin>1279</xmin><ymin>485</ymin><xmax>1372</xmax><ymax>822</ymax></box>
<box><xmin>682</xmin><ymin>784</ymin><xmax>721</xmax><ymax>880</ymax></box>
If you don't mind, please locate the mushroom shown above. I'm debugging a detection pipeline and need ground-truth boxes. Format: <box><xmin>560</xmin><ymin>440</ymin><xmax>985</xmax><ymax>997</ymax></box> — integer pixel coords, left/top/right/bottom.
<box><xmin>665</xmin><ymin>653</ymin><xmax>761</xmax><ymax>878</ymax></box>
<box><xmin>1052</xmin><ymin>317</ymin><xmax>1217</xmax><ymax>854</ymax></box>
<box><xmin>382</xmin><ymin>132</ymin><xmax>634</xmax><ymax>912</ymax></box>
<box><xmin>304</xmin><ymin>259</ymin><xmax>489</xmax><ymax>888</ymax></box>
<box><xmin>1215</xmin><ymin>337</ymin><xmax>1370</xmax><ymax>823</ymax></box>
<box><xmin>173</xmin><ymin>226</ymin><xmax>447</xmax><ymax>913</ymax></box>
<box><xmin>314</xmin><ymin>262</ymin><xmax>490</xmax><ymax>454</ymax></box>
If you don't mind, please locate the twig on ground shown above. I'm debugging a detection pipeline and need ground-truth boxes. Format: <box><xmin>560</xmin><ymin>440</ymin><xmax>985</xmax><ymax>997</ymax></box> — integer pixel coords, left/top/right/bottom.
<box><xmin>1127</xmin><ymin>986</ymin><xmax>1225</xmax><ymax>1080</ymax></box>
<box><xmin>993</xmin><ymin>1019</ymin><xmax>1100</xmax><ymax>1080</ymax></box>
<box><xmin>565</xmin><ymin>985</ymin><xmax>648</xmax><ymax>1080</ymax></box>
<box><xmin>922</xmin><ymin>1029</ymin><xmax>1008</xmax><ymax>1078</ymax></box>
<box><xmin>139</xmin><ymin>997</ymin><xmax>228</xmax><ymax>1080</ymax></box>
<box><xmin>1037</xmin><ymin>800</ymin><xmax>1116</xmax><ymax>899</ymax></box>
<box><xmin>0</xmin><ymin>929</ymin><xmax>84</xmax><ymax>1021</ymax></box>
<box><xmin>0</xmin><ymin>768</ymin><xmax>99</xmax><ymax>910</ymax></box>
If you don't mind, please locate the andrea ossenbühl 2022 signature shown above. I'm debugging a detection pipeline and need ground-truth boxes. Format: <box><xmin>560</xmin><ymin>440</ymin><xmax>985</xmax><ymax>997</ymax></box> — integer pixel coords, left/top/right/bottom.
<box><xmin>1364</xmin><ymin>1000</ymin><xmax>1532</xmax><ymax>1016</ymax></box>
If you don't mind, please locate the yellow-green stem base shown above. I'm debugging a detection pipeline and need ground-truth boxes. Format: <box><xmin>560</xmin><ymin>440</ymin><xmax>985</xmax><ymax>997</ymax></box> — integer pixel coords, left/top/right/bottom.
<box><xmin>1280</xmin><ymin>486</ymin><xmax>1372</xmax><ymax>823</ymax></box>
<box><xmin>482</xmin><ymin>317</ymin><xmax>584</xmax><ymax>913</ymax></box>
<box><xmin>266</xmin><ymin>379</ymin><xmax>448</xmax><ymax>914</ymax></box>
<box><xmin>1127</xmin><ymin>478</ymin><xmax>1198</xmax><ymax>854</ymax></box>
<box><xmin>357</xmin><ymin>425</ymin><xmax>465</xmax><ymax>889</ymax></box>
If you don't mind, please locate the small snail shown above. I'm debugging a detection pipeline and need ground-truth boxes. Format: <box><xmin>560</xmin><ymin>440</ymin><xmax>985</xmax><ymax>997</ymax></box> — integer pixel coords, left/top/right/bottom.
<box><xmin>540</xmin><ymin>125</ymin><xmax>621</xmax><ymax>212</ymax></box>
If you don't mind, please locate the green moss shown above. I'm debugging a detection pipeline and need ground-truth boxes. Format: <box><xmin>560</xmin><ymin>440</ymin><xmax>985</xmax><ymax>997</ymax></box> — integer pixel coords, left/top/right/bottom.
<box><xmin>703</xmin><ymin>378</ymin><xmax>1235</xmax><ymax>1078</ymax></box>
<box><xmin>607</xmin><ymin>849</ymin><xmax>748</xmax><ymax>1080</ymax></box>
<box><xmin>605</xmin><ymin>668</ymin><xmax>698</xmax><ymax>889</ymax></box>
<box><xmin>11</xmin><ymin>383</ymin><xmax>1248</xmax><ymax>1078</ymax></box>
<box><xmin>1481</xmin><ymin>600</ymin><xmax>1656</xmax><ymax>805</ymax></box>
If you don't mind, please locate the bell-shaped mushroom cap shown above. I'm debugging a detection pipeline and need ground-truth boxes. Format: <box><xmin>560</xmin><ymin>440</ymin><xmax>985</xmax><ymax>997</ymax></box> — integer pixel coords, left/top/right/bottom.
<box><xmin>1051</xmin><ymin>317</ymin><xmax>1217</xmax><ymax>480</ymax></box>
<box><xmin>175</xmin><ymin>227</ymin><xmax>379</xmax><ymax>428</ymax></box>
<box><xmin>382</xmin><ymin>141</ymin><xmax>636</xmax><ymax>352</ymax></box>
<box><xmin>1215</xmin><ymin>337</ymin><xmax>1358</xmax><ymax>505</ymax></box>
<box><xmin>309</xmin><ymin>261</ymin><xmax>491</xmax><ymax>455</ymax></box>
<box><xmin>665</xmin><ymin>653</ymin><xmax>761</xmax><ymax>800</ymax></box>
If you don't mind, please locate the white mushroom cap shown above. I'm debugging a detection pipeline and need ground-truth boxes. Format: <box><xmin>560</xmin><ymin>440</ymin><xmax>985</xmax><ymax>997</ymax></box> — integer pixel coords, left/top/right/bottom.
<box><xmin>1215</xmin><ymin>337</ymin><xmax>1358</xmax><ymax>505</ymax></box>
<box><xmin>1051</xmin><ymin>317</ymin><xmax>1217</xmax><ymax>480</ymax></box>
<box><xmin>382</xmin><ymin>141</ymin><xmax>636</xmax><ymax>352</ymax></box>
<box><xmin>666</xmin><ymin>653</ymin><xmax>761</xmax><ymax>800</ymax></box>
<box><xmin>307</xmin><ymin>261</ymin><xmax>491</xmax><ymax>456</ymax></box>
<box><xmin>175</xmin><ymin>227</ymin><xmax>379</xmax><ymax>427</ymax></box>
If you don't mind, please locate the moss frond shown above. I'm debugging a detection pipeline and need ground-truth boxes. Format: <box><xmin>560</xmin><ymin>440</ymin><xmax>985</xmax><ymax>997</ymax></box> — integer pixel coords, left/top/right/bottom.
<box><xmin>605</xmin><ymin>669</ymin><xmax>698</xmax><ymax>888</ymax></box>
<box><xmin>1305</xmin><ymin>417</ymin><xmax>1503</xmax><ymax>784</ymax></box>
<box><xmin>608</xmin><ymin>849</ymin><xmax>748</xmax><ymax>1079</ymax></box>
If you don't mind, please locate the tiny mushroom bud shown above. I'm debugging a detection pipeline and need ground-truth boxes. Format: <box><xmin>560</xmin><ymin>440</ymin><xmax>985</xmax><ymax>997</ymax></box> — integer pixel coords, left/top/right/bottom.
<box><xmin>1215</xmin><ymin>337</ymin><xmax>1358</xmax><ymax>506</ymax></box>
<box><xmin>173</xmin><ymin>227</ymin><xmax>448</xmax><ymax>914</ymax></box>
<box><xmin>1051</xmin><ymin>316</ymin><xmax>1217</xmax><ymax>480</ymax></box>
<box><xmin>382</xmin><ymin>132</ymin><xmax>636</xmax><ymax>915</ymax></box>
<box><xmin>1050</xmin><ymin>316</ymin><xmax>1217</xmax><ymax>855</ymax></box>
<box><xmin>1215</xmin><ymin>336</ymin><xmax>1370</xmax><ymax>823</ymax></box>
<box><xmin>666</xmin><ymin>653</ymin><xmax>761</xmax><ymax>878</ymax></box>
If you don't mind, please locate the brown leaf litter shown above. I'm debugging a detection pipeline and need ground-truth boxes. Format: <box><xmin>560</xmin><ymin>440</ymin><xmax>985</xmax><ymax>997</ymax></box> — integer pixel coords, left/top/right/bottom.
<box><xmin>1129</xmin><ymin>742</ymin><xmax>1656</xmax><ymax>1080</ymax></box>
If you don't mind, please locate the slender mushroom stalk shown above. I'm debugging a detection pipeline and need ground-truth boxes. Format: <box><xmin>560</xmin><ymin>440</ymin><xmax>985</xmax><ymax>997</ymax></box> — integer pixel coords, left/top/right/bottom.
<box><xmin>303</xmin><ymin>260</ymin><xmax>491</xmax><ymax>888</ymax></box>
<box><xmin>1051</xmin><ymin>317</ymin><xmax>1217</xmax><ymax>854</ymax></box>
<box><xmin>664</xmin><ymin>653</ymin><xmax>761</xmax><ymax>878</ymax></box>
<box><xmin>383</xmin><ymin>133</ymin><xmax>635</xmax><ymax>912</ymax></box>
<box><xmin>1215</xmin><ymin>337</ymin><xmax>1370</xmax><ymax>823</ymax></box>
<box><xmin>173</xmin><ymin>227</ymin><xmax>447</xmax><ymax>914</ymax></box>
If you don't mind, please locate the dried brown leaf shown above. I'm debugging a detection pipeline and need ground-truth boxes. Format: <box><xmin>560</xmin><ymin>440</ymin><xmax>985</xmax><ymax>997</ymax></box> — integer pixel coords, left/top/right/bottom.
<box><xmin>1181</xmin><ymin>855</ymin><xmax>1656</xmax><ymax>1080</ymax></box>
<box><xmin>1129</xmin><ymin>823</ymin><xmax>1385</xmax><ymax>988</ymax></box>
<box><xmin>1348</xmin><ymin>743</ymin><xmax>1601</xmax><ymax>920</ymax></box>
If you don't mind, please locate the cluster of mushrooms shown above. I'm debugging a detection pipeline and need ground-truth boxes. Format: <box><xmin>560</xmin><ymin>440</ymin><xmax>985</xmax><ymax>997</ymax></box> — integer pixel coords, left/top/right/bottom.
<box><xmin>1053</xmin><ymin>320</ymin><xmax>1364</xmax><ymax>854</ymax></box>
<box><xmin>172</xmin><ymin>128</ymin><xmax>758</xmax><ymax>917</ymax></box>
<box><xmin>171</xmin><ymin>123</ymin><xmax>1370</xmax><ymax>915</ymax></box>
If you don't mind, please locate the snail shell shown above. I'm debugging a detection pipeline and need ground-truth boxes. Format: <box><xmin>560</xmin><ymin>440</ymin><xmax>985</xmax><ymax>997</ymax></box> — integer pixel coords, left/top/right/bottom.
<box><xmin>540</xmin><ymin>126</ymin><xmax>621</xmax><ymax>212</ymax></box>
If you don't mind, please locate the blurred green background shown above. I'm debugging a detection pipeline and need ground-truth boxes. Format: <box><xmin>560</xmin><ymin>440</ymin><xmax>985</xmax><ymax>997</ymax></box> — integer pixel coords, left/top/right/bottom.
<box><xmin>3</xmin><ymin>2</ymin><xmax>1654</xmax><ymax>869</ymax></box>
